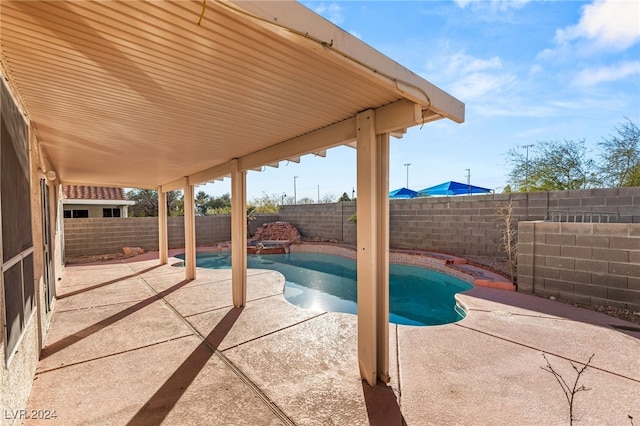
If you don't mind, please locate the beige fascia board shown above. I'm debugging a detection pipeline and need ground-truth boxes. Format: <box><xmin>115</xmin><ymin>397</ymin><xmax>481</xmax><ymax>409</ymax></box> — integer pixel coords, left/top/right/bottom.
<box><xmin>160</xmin><ymin>177</ymin><xmax>188</xmax><ymax>193</ymax></box>
<box><xmin>60</xmin><ymin>180</ymin><xmax>157</xmax><ymax>190</ymax></box>
<box><xmin>237</xmin><ymin>99</ymin><xmax>423</xmax><ymax>172</ymax></box>
<box><xmin>226</xmin><ymin>1</ymin><xmax>465</xmax><ymax>123</ymax></box>
<box><xmin>188</xmin><ymin>163</ymin><xmax>233</xmax><ymax>186</ymax></box>
<box><xmin>62</xmin><ymin>199</ymin><xmax>135</xmax><ymax>206</ymax></box>
<box><xmin>375</xmin><ymin>100</ymin><xmax>422</xmax><ymax>135</ymax></box>
<box><xmin>175</xmin><ymin>99</ymin><xmax>430</xmax><ymax>189</ymax></box>
<box><xmin>238</xmin><ymin>116</ymin><xmax>356</xmax><ymax>172</ymax></box>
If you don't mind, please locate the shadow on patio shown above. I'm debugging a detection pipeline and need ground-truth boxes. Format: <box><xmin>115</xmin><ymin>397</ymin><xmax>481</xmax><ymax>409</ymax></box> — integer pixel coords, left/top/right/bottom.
<box><xmin>25</xmin><ymin>253</ymin><xmax>640</xmax><ymax>425</ymax></box>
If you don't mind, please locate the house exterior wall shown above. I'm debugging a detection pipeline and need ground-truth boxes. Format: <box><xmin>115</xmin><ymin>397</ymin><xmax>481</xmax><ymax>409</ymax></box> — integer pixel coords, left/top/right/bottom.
<box><xmin>63</xmin><ymin>203</ymin><xmax>128</xmax><ymax>218</ymax></box>
<box><xmin>0</xmin><ymin>85</ymin><xmax>64</xmax><ymax>424</ymax></box>
<box><xmin>517</xmin><ymin>222</ymin><xmax>640</xmax><ymax>311</ymax></box>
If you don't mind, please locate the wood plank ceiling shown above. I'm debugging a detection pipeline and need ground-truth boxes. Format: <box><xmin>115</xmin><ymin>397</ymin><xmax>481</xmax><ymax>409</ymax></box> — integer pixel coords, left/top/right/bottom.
<box><xmin>1</xmin><ymin>0</ymin><xmax>463</xmax><ymax>189</ymax></box>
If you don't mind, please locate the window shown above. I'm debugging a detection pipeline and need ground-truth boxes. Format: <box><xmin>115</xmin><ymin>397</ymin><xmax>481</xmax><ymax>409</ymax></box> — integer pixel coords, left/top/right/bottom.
<box><xmin>1</xmin><ymin>78</ymin><xmax>34</xmax><ymax>362</ymax></box>
<box><xmin>103</xmin><ymin>208</ymin><xmax>121</xmax><ymax>218</ymax></box>
<box><xmin>64</xmin><ymin>209</ymin><xmax>90</xmax><ymax>218</ymax></box>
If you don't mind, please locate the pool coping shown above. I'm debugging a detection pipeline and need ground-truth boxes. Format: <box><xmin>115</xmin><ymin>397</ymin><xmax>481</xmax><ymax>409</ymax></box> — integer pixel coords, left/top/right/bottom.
<box><xmin>195</xmin><ymin>241</ymin><xmax>516</xmax><ymax>291</ymax></box>
<box><xmin>289</xmin><ymin>243</ymin><xmax>516</xmax><ymax>291</ymax></box>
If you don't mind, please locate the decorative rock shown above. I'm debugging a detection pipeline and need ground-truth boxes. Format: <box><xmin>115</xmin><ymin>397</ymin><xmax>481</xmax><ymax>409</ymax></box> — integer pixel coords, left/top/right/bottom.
<box><xmin>122</xmin><ymin>246</ymin><xmax>144</xmax><ymax>256</ymax></box>
<box><xmin>251</xmin><ymin>221</ymin><xmax>302</xmax><ymax>243</ymax></box>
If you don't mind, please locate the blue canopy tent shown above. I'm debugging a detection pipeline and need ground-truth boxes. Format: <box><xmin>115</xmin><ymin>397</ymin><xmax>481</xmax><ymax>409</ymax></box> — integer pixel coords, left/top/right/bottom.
<box><xmin>389</xmin><ymin>187</ymin><xmax>419</xmax><ymax>199</ymax></box>
<box><xmin>419</xmin><ymin>181</ymin><xmax>493</xmax><ymax>196</ymax></box>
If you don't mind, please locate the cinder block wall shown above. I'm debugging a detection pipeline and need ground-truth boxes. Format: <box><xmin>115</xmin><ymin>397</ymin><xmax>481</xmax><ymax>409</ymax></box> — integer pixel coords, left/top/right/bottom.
<box><xmin>278</xmin><ymin>188</ymin><xmax>639</xmax><ymax>257</ymax></box>
<box><xmin>279</xmin><ymin>202</ymin><xmax>356</xmax><ymax>243</ymax></box>
<box><xmin>64</xmin><ymin>188</ymin><xmax>638</xmax><ymax>258</ymax></box>
<box><xmin>517</xmin><ymin>222</ymin><xmax>640</xmax><ymax>311</ymax></box>
<box><xmin>64</xmin><ymin>214</ymin><xmax>278</xmax><ymax>257</ymax></box>
<box><xmin>387</xmin><ymin>193</ymin><xmax>531</xmax><ymax>256</ymax></box>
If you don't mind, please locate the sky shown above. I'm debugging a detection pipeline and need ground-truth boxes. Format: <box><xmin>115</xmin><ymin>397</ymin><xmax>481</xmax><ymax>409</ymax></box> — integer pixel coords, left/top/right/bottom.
<box><xmin>200</xmin><ymin>0</ymin><xmax>640</xmax><ymax>203</ymax></box>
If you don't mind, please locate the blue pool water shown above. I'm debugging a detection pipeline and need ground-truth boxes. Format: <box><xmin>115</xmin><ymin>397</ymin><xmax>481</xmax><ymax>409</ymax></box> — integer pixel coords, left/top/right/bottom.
<box><xmin>180</xmin><ymin>252</ymin><xmax>472</xmax><ymax>326</ymax></box>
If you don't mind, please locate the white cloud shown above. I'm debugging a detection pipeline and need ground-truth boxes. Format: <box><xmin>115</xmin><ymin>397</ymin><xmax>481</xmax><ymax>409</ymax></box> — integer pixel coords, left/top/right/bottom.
<box><xmin>450</xmin><ymin>72</ymin><xmax>517</xmax><ymax>101</ymax></box>
<box><xmin>529</xmin><ymin>64</ymin><xmax>542</xmax><ymax>75</ymax></box>
<box><xmin>312</xmin><ymin>3</ymin><xmax>344</xmax><ymax>25</ymax></box>
<box><xmin>428</xmin><ymin>51</ymin><xmax>516</xmax><ymax>101</ymax></box>
<box><xmin>472</xmin><ymin>103</ymin><xmax>555</xmax><ymax>118</ymax></box>
<box><xmin>453</xmin><ymin>0</ymin><xmax>532</xmax><ymax>12</ymax></box>
<box><xmin>445</xmin><ymin>52</ymin><xmax>503</xmax><ymax>75</ymax></box>
<box><xmin>555</xmin><ymin>0</ymin><xmax>640</xmax><ymax>51</ymax></box>
<box><xmin>574</xmin><ymin>61</ymin><xmax>640</xmax><ymax>86</ymax></box>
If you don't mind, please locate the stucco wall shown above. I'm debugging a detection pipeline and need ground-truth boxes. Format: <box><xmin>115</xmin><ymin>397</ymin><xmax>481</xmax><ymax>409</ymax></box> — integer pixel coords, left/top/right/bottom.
<box><xmin>517</xmin><ymin>222</ymin><xmax>640</xmax><ymax>311</ymax></box>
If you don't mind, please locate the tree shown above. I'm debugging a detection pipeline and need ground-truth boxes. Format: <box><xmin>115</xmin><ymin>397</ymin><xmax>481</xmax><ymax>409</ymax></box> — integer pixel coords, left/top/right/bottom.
<box><xmin>598</xmin><ymin>118</ymin><xmax>640</xmax><ymax>187</ymax></box>
<box><xmin>127</xmin><ymin>189</ymin><xmax>158</xmax><ymax>217</ymax></box>
<box><xmin>210</xmin><ymin>193</ymin><xmax>231</xmax><ymax>210</ymax></box>
<box><xmin>126</xmin><ymin>189</ymin><xmax>183</xmax><ymax>217</ymax></box>
<box><xmin>506</xmin><ymin>139</ymin><xmax>598</xmax><ymax>192</ymax></box>
<box><xmin>338</xmin><ymin>192</ymin><xmax>351</xmax><ymax>202</ymax></box>
<box><xmin>167</xmin><ymin>190</ymin><xmax>184</xmax><ymax>216</ymax></box>
<box><xmin>320</xmin><ymin>193</ymin><xmax>337</xmax><ymax>203</ymax></box>
<box><xmin>298</xmin><ymin>197</ymin><xmax>315</xmax><ymax>205</ymax></box>
<box><xmin>194</xmin><ymin>191</ymin><xmax>211</xmax><ymax>216</ymax></box>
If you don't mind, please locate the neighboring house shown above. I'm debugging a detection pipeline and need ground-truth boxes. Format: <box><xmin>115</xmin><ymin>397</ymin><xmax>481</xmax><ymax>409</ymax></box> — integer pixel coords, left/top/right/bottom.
<box><xmin>62</xmin><ymin>185</ymin><xmax>135</xmax><ymax>218</ymax></box>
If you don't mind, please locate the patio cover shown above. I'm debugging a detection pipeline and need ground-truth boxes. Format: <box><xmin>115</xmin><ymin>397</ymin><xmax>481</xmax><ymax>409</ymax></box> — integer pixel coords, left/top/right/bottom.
<box><xmin>389</xmin><ymin>187</ymin><xmax>419</xmax><ymax>199</ymax></box>
<box><xmin>0</xmin><ymin>0</ymin><xmax>464</xmax><ymax>386</ymax></box>
<box><xmin>419</xmin><ymin>181</ymin><xmax>492</xmax><ymax>196</ymax></box>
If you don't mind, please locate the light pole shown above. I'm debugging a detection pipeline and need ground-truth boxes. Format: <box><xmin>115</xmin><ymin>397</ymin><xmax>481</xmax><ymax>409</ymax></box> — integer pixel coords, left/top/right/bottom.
<box><xmin>465</xmin><ymin>168</ymin><xmax>471</xmax><ymax>194</ymax></box>
<box><xmin>317</xmin><ymin>184</ymin><xmax>320</xmax><ymax>204</ymax></box>
<box><xmin>281</xmin><ymin>193</ymin><xmax>286</xmax><ymax>206</ymax></box>
<box><xmin>521</xmin><ymin>144</ymin><xmax>534</xmax><ymax>192</ymax></box>
<box><xmin>293</xmin><ymin>176</ymin><xmax>298</xmax><ymax>204</ymax></box>
<box><xmin>404</xmin><ymin>163</ymin><xmax>411</xmax><ymax>188</ymax></box>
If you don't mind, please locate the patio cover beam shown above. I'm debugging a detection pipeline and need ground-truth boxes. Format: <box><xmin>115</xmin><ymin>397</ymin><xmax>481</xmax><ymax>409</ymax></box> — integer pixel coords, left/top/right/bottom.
<box><xmin>184</xmin><ymin>99</ymin><xmax>423</xmax><ymax>186</ymax></box>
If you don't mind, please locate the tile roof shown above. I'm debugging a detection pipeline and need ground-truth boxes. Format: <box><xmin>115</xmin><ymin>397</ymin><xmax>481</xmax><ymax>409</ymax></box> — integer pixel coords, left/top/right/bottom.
<box><xmin>62</xmin><ymin>185</ymin><xmax>127</xmax><ymax>201</ymax></box>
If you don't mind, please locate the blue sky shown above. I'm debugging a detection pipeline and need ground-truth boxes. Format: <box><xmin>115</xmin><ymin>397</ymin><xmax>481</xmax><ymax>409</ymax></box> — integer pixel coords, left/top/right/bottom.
<box><xmin>201</xmin><ymin>0</ymin><xmax>640</xmax><ymax>202</ymax></box>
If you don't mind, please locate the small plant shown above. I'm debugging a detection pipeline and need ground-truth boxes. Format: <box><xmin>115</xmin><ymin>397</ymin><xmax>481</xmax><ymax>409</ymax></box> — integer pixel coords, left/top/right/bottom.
<box><xmin>541</xmin><ymin>352</ymin><xmax>594</xmax><ymax>426</ymax></box>
<box><xmin>496</xmin><ymin>202</ymin><xmax>518</xmax><ymax>283</ymax></box>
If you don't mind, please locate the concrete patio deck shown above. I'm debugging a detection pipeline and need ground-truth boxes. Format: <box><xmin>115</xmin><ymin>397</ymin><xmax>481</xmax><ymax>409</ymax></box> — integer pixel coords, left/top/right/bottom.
<box><xmin>24</xmin><ymin>251</ymin><xmax>639</xmax><ymax>425</ymax></box>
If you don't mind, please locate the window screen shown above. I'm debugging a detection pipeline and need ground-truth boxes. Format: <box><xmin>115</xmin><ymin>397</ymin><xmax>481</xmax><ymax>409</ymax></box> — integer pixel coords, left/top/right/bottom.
<box><xmin>1</xmin><ymin>77</ymin><xmax>34</xmax><ymax>361</ymax></box>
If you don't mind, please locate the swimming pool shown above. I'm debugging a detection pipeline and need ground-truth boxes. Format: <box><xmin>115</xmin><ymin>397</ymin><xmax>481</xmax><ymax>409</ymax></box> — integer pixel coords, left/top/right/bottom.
<box><xmin>179</xmin><ymin>252</ymin><xmax>472</xmax><ymax>326</ymax></box>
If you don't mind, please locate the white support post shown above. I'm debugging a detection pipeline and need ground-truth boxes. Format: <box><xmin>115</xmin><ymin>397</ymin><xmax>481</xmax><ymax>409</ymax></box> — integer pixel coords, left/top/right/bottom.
<box><xmin>356</xmin><ymin>109</ymin><xmax>390</xmax><ymax>386</ymax></box>
<box><xmin>231</xmin><ymin>159</ymin><xmax>247</xmax><ymax>307</ymax></box>
<box><xmin>158</xmin><ymin>187</ymin><xmax>168</xmax><ymax>264</ymax></box>
<box><xmin>376</xmin><ymin>132</ymin><xmax>390</xmax><ymax>383</ymax></box>
<box><xmin>183</xmin><ymin>180</ymin><xmax>196</xmax><ymax>280</ymax></box>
